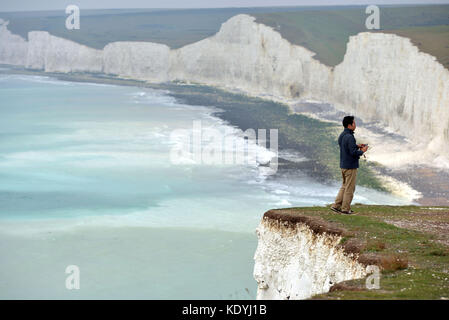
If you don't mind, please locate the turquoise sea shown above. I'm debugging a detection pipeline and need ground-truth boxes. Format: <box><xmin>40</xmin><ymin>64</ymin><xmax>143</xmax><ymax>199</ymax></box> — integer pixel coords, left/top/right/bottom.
<box><xmin>0</xmin><ymin>73</ymin><xmax>412</xmax><ymax>299</ymax></box>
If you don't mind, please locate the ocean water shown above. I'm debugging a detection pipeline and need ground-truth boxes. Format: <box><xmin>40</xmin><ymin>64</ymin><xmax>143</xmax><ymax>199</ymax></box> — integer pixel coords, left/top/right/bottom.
<box><xmin>0</xmin><ymin>74</ymin><xmax>413</xmax><ymax>299</ymax></box>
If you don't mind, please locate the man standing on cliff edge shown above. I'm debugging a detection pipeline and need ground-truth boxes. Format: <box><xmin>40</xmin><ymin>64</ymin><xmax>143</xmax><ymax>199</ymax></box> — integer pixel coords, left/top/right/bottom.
<box><xmin>330</xmin><ymin>116</ymin><xmax>368</xmax><ymax>215</ymax></box>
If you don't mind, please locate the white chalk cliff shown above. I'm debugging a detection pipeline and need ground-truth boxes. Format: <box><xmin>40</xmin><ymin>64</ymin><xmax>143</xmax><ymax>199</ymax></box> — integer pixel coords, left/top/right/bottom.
<box><xmin>253</xmin><ymin>211</ymin><xmax>367</xmax><ymax>299</ymax></box>
<box><xmin>26</xmin><ymin>31</ymin><xmax>103</xmax><ymax>73</ymax></box>
<box><xmin>0</xmin><ymin>14</ymin><xmax>448</xmax><ymax>158</ymax></box>
<box><xmin>0</xmin><ymin>19</ymin><xmax>28</xmax><ymax>66</ymax></box>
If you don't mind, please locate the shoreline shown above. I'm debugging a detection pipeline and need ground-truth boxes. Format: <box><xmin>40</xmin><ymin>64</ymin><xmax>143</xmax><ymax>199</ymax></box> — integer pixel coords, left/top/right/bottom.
<box><xmin>2</xmin><ymin>66</ymin><xmax>447</xmax><ymax>205</ymax></box>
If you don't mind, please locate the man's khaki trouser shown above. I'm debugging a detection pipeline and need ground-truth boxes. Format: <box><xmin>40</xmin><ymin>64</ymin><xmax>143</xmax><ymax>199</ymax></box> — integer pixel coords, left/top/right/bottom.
<box><xmin>333</xmin><ymin>168</ymin><xmax>357</xmax><ymax>212</ymax></box>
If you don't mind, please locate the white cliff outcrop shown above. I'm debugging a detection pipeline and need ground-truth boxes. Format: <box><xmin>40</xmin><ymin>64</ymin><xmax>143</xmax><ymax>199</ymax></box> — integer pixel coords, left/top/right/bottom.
<box><xmin>169</xmin><ymin>15</ymin><xmax>332</xmax><ymax>101</ymax></box>
<box><xmin>333</xmin><ymin>32</ymin><xmax>449</xmax><ymax>156</ymax></box>
<box><xmin>0</xmin><ymin>14</ymin><xmax>448</xmax><ymax>158</ymax></box>
<box><xmin>253</xmin><ymin>210</ymin><xmax>367</xmax><ymax>299</ymax></box>
<box><xmin>26</xmin><ymin>31</ymin><xmax>103</xmax><ymax>73</ymax></box>
<box><xmin>0</xmin><ymin>19</ymin><xmax>28</xmax><ymax>66</ymax></box>
<box><xmin>104</xmin><ymin>42</ymin><xmax>170</xmax><ymax>81</ymax></box>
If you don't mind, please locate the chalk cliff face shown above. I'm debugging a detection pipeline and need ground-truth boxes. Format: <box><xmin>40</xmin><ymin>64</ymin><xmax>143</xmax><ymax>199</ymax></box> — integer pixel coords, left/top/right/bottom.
<box><xmin>0</xmin><ymin>14</ymin><xmax>448</xmax><ymax>157</ymax></box>
<box><xmin>169</xmin><ymin>15</ymin><xmax>332</xmax><ymax>101</ymax></box>
<box><xmin>333</xmin><ymin>32</ymin><xmax>449</xmax><ymax>153</ymax></box>
<box><xmin>26</xmin><ymin>31</ymin><xmax>103</xmax><ymax>73</ymax></box>
<box><xmin>104</xmin><ymin>42</ymin><xmax>170</xmax><ymax>81</ymax></box>
<box><xmin>253</xmin><ymin>211</ymin><xmax>367</xmax><ymax>299</ymax></box>
<box><xmin>0</xmin><ymin>20</ymin><xmax>27</xmax><ymax>66</ymax></box>
<box><xmin>25</xmin><ymin>31</ymin><xmax>49</xmax><ymax>70</ymax></box>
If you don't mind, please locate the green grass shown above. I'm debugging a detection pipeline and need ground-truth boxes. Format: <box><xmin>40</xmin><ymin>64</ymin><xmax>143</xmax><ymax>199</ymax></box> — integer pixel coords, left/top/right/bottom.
<box><xmin>275</xmin><ymin>205</ymin><xmax>449</xmax><ymax>299</ymax></box>
<box><xmin>316</xmin><ymin>269</ymin><xmax>449</xmax><ymax>299</ymax></box>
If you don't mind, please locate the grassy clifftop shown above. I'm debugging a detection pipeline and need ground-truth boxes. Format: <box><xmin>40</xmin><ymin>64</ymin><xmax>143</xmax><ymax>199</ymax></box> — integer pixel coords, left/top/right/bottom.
<box><xmin>269</xmin><ymin>205</ymin><xmax>449</xmax><ymax>299</ymax></box>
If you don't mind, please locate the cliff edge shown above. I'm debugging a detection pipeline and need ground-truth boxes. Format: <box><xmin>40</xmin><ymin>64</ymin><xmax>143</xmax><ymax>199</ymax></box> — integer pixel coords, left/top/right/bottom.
<box><xmin>254</xmin><ymin>205</ymin><xmax>449</xmax><ymax>299</ymax></box>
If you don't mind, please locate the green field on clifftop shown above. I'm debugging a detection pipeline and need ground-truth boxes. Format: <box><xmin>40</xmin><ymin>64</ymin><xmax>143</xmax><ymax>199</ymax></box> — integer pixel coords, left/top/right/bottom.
<box><xmin>271</xmin><ymin>205</ymin><xmax>449</xmax><ymax>299</ymax></box>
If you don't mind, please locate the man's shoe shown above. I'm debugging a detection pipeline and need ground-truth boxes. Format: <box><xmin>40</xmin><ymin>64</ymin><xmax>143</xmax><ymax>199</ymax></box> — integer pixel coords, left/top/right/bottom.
<box><xmin>341</xmin><ymin>210</ymin><xmax>355</xmax><ymax>215</ymax></box>
<box><xmin>330</xmin><ymin>206</ymin><xmax>342</xmax><ymax>214</ymax></box>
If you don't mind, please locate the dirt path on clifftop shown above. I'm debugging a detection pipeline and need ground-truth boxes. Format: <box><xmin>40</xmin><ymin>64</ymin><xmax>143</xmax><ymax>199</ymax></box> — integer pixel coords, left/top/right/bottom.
<box><xmin>383</xmin><ymin>207</ymin><xmax>449</xmax><ymax>247</ymax></box>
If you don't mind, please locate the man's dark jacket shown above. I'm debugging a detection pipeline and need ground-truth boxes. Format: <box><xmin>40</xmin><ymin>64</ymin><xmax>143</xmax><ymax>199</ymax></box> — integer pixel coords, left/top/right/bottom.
<box><xmin>338</xmin><ymin>127</ymin><xmax>364</xmax><ymax>169</ymax></box>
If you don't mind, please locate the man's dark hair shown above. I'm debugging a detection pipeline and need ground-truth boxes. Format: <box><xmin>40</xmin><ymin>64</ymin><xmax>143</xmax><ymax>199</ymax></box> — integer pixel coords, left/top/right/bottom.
<box><xmin>342</xmin><ymin>116</ymin><xmax>354</xmax><ymax>128</ymax></box>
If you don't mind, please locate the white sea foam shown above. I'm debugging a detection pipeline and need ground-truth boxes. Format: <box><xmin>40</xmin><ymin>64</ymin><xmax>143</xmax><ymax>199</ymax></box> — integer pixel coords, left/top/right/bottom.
<box><xmin>129</xmin><ymin>89</ymin><xmax>178</xmax><ymax>105</ymax></box>
<box><xmin>3</xmin><ymin>74</ymin><xmax>74</xmax><ymax>85</ymax></box>
<box><xmin>278</xmin><ymin>149</ymin><xmax>308</xmax><ymax>163</ymax></box>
